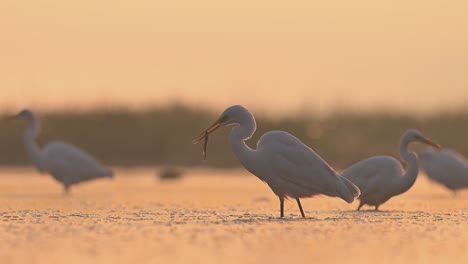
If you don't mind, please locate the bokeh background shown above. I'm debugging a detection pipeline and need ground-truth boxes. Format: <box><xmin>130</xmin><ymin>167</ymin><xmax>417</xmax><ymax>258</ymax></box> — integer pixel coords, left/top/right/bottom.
<box><xmin>1</xmin><ymin>0</ymin><xmax>468</xmax><ymax>169</ymax></box>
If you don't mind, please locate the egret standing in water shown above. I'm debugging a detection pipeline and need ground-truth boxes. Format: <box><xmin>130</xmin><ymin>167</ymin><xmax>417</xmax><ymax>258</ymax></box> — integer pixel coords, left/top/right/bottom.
<box><xmin>419</xmin><ymin>148</ymin><xmax>468</xmax><ymax>195</ymax></box>
<box><xmin>10</xmin><ymin>109</ymin><xmax>113</xmax><ymax>194</ymax></box>
<box><xmin>193</xmin><ymin>105</ymin><xmax>360</xmax><ymax>218</ymax></box>
<box><xmin>341</xmin><ymin>129</ymin><xmax>441</xmax><ymax>211</ymax></box>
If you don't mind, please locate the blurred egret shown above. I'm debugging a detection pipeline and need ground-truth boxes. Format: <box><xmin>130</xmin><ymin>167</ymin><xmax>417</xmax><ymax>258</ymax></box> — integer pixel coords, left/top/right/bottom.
<box><xmin>193</xmin><ymin>105</ymin><xmax>360</xmax><ymax>218</ymax></box>
<box><xmin>419</xmin><ymin>148</ymin><xmax>468</xmax><ymax>195</ymax></box>
<box><xmin>10</xmin><ymin>109</ymin><xmax>113</xmax><ymax>193</ymax></box>
<box><xmin>341</xmin><ymin>129</ymin><xmax>441</xmax><ymax>210</ymax></box>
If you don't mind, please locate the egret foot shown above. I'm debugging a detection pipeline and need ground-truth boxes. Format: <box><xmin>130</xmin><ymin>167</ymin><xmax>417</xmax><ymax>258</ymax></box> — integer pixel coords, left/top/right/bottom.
<box><xmin>296</xmin><ymin>198</ymin><xmax>305</xmax><ymax>218</ymax></box>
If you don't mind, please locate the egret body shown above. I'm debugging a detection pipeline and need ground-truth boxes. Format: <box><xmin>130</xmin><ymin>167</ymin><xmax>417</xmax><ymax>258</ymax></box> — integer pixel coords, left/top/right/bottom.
<box><xmin>12</xmin><ymin>109</ymin><xmax>113</xmax><ymax>193</ymax></box>
<box><xmin>193</xmin><ymin>105</ymin><xmax>360</xmax><ymax>218</ymax></box>
<box><xmin>341</xmin><ymin>129</ymin><xmax>441</xmax><ymax>210</ymax></box>
<box><xmin>419</xmin><ymin>148</ymin><xmax>468</xmax><ymax>194</ymax></box>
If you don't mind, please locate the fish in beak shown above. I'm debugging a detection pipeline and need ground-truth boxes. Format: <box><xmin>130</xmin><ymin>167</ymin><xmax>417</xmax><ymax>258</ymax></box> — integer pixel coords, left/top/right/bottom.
<box><xmin>192</xmin><ymin>119</ymin><xmax>221</xmax><ymax>144</ymax></box>
<box><xmin>192</xmin><ymin>116</ymin><xmax>227</xmax><ymax>160</ymax></box>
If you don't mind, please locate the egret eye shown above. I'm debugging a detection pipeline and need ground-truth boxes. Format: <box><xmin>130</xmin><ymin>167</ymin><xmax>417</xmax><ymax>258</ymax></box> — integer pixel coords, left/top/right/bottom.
<box><xmin>219</xmin><ymin>115</ymin><xmax>229</xmax><ymax>123</ymax></box>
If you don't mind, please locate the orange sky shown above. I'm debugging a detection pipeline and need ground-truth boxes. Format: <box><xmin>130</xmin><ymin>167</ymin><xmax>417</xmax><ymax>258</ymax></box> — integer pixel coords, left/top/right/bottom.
<box><xmin>1</xmin><ymin>0</ymin><xmax>467</xmax><ymax>115</ymax></box>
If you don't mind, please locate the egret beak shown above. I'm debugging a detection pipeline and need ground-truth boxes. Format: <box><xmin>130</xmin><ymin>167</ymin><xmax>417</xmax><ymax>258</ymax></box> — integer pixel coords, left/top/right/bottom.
<box><xmin>417</xmin><ymin>136</ymin><xmax>442</xmax><ymax>149</ymax></box>
<box><xmin>3</xmin><ymin>114</ymin><xmax>18</xmax><ymax>121</ymax></box>
<box><xmin>192</xmin><ymin>116</ymin><xmax>226</xmax><ymax>144</ymax></box>
<box><xmin>193</xmin><ymin>116</ymin><xmax>228</xmax><ymax>160</ymax></box>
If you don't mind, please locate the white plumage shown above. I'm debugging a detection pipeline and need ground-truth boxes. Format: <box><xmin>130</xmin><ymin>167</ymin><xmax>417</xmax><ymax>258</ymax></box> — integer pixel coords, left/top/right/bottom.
<box><xmin>12</xmin><ymin>109</ymin><xmax>113</xmax><ymax>193</ymax></box>
<box><xmin>257</xmin><ymin>131</ymin><xmax>358</xmax><ymax>201</ymax></box>
<box><xmin>193</xmin><ymin>105</ymin><xmax>360</xmax><ymax>218</ymax></box>
<box><xmin>341</xmin><ymin>129</ymin><xmax>440</xmax><ymax>210</ymax></box>
<box><xmin>419</xmin><ymin>148</ymin><xmax>468</xmax><ymax>194</ymax></box>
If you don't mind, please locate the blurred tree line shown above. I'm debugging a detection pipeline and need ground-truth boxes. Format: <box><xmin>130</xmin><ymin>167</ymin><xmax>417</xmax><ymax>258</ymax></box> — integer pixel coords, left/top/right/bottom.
<box><xmin>1</xmin><ymin>104</ymin><xmax>467</xmax><ymax>169</ymax></box>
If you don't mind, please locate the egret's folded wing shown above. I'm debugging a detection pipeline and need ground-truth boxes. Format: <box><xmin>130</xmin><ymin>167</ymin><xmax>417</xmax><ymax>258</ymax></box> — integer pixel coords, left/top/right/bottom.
<box><xmin>44</xmin><ymin>142</ymin><xmax>112</xmax><ymax>184</ymax></box>
<box><xmin>263</xmin><ymin>132</ymin><xmax>340</xmax><ymax>197</ymax></box>
<box><xmin>340</xmin><ymin>156</ymin><xmax>402</xmax><ymax>195</ymax></box>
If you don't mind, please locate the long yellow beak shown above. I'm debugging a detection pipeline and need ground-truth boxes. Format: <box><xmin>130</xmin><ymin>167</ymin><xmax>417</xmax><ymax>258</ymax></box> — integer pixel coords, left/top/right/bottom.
<box><xmin>419</xmin><ymin>136</ymin><xmax>442</xmax><ymax>149</ymax></box>
<box><xmin>192</xmin><ymin>118</ymin><xmax>223</xmax><ymax>144</ymax></box>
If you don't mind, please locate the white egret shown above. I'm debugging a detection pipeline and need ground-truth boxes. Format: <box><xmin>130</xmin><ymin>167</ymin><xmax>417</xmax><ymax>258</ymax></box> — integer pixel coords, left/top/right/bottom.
<box><xmin>193</xmin><ymin>105</ymin><xmax>360</xmax><ymax>218</ymax></box>
<box><xmin>341</xmin><ymin>129</ymin><xmax>441</xmax><ymax>210</ymax></box>
<box><xmin>419</xmin><ymin>148</ymin><xmax>468</xmax><ymax>194</ymax></box>
<box><xmin>10</xmin><ymin>109</ymin><xmax>113</xmax><ymax>193</ymax></box>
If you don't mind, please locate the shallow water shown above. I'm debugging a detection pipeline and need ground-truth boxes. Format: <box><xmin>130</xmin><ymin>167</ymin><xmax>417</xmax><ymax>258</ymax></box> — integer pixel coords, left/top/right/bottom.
<box><xmin>0</xmin><ymin>167</ymin><xmax>467</xmax><ymax>264</ymax></box>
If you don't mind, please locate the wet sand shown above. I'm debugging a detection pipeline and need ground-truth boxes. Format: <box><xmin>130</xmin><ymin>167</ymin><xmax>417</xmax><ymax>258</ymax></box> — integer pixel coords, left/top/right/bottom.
<box><xmin>1</xmin><ymin>167</ymin><xmax>467</xmax><ymax>264</ymax></box>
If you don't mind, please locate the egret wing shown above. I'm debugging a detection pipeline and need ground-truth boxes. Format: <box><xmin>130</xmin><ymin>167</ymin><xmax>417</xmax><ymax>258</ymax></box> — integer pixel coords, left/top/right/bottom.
<box><xmin>421</xmin><ymin>149</ymin><xmax>468</xmax><ymax>188</ymax></box>
<box><xmin>259</xmin><ymin>131</ymin><xmax>340</xmax><ymax>197</ymax></box>
<box><xmin>43</xmin><ymin>141</ymin><xmax>113</xmax><ymax>185</ymax></box>
<box><xmin>341</xmin><ymin>156</ymin><xmax>403</xmax><ymax>195</ymax></box>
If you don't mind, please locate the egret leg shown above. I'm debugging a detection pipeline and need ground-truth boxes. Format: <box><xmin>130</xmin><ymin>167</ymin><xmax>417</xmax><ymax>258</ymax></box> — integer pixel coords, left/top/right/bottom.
<box><xmin>280</xmin><ymin>197</ymin><xmax>284</xmax><ymax>218</ymax></box>
<box><xmin>296</xmin><ymin>198</ymin><xmax>305</xmax><ymax>218</ymax></box>
<box><xmin>357</xmin><ymin>202</ymin><xmax>364</xmax><ymax>211</ymax></box>
<box><xmin>64</xmin><ymin>185</ymin><xmax>70</xmax><ymax>195</ymax></box>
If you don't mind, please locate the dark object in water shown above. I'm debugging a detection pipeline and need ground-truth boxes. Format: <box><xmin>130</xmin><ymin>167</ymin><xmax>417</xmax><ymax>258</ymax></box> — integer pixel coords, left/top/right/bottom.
<box><xmin>159</xmin><ymin>166</ymin><xmax>183</xmax><ymax>180</ymax></box>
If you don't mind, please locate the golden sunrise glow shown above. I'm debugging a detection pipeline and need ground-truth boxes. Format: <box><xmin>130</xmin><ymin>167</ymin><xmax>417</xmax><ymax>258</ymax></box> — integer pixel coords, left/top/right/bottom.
<box><xmin>1</xmin><ymin>0</ymin><xmax>468</xmax><ymax>114</ymax></box>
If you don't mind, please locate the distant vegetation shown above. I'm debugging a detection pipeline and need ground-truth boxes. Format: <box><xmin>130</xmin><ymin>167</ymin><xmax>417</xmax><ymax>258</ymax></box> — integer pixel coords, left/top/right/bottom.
<box><xmin>1</xmin><ymin>104</ymin><xmax>468</xmax><ymax>169</ymax></box>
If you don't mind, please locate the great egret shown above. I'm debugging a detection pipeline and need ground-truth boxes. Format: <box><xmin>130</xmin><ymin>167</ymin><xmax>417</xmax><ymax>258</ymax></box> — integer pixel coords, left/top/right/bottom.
<box><xmin>10</xmin><ymin>109</ymin><xmax>113</xmax><ymax>193</ymax></box>
<box><xmin>193</xmin><ymin>105</ymin><xmax>360</xmax><ymax>218</ymax></box>
<box><xmin>341</xmin><ymin>129</ymin><xmax>441</xmax><ymax>210</ymax></box>
<box><xmin>419</xmin><ymin>148</ymin><xmax>468</xmax><ymax>194</ymax></box>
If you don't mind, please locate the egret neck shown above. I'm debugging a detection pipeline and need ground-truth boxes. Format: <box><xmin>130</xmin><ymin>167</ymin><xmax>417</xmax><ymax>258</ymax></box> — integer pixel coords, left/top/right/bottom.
<box><xmin>395</xmin><ymin>134</ymin><xmax>419</xmax><ymax>195</ymax></box>
<box><xmin>228</xmin><ymin>111</ymin><xmax>258</xmax><ymax>175</ymax></box>
<box><xmin>23</xmin><ymin>113</ymin><xmax>46</xmax><ymax>172</ymax></box>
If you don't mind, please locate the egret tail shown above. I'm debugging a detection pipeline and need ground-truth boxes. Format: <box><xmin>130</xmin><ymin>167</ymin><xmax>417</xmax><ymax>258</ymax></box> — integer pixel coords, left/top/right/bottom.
<box><xmin>336</xmin><ymin>176</ymin><xmax>360</xmax><ymax>203</ymax></box>
<box><xmin>104</xmin><ymin>168</ymin><xmax>114</xmax><ymax>178</ymax></box>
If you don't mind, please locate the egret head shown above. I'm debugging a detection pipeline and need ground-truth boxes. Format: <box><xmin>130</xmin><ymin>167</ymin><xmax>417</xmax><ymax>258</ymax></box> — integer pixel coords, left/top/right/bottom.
<box><xmin>404</xmin><ymin>129</ymin><xmax>441</xmax><ymax>149</ymax></box>
<box><xmin>192</xmin><ymin>105</ymin><xmax>252</xmax><ymax>144</ymax></box>
<box><xmin>192</xmin><ymin>105</ymin><xmax>255</xmax><ymax>160</ymax></box>
<box><xmin>9</xmin><ymin>109</ymin><xmax>35</xmax><ymax>121</ymax></box>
